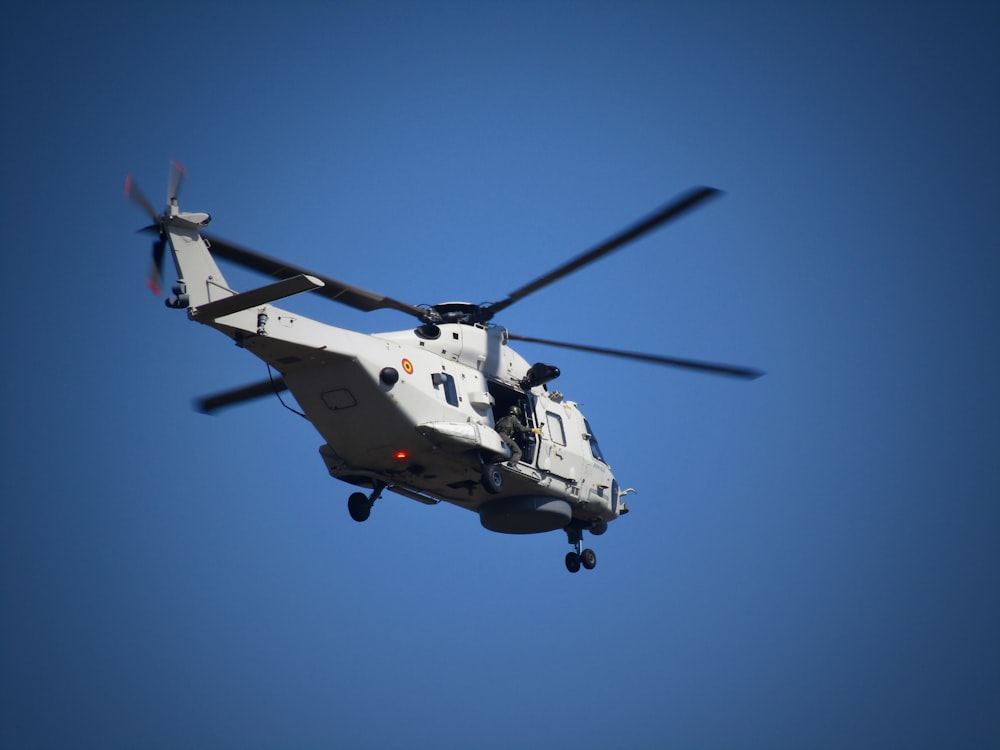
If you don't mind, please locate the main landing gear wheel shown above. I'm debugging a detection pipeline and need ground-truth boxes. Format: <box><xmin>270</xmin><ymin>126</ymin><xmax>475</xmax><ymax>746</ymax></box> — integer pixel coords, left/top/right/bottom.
<box><xmin>347</xmin><ymin>483</ymin><xmax>386</xmax><ymax>523</ymax></box>
<box><xmin>348</xmin><ymin>492</ymin><xmax>371</xmax><ymax>522</ymax></box>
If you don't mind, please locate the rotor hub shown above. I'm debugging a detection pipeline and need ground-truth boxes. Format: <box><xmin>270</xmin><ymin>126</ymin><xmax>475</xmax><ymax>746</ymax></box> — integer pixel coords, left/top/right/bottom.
<box><xmin>425</xmin><ymin>301</ymin><xmax>492</xmax><ymax>325</ymax></box>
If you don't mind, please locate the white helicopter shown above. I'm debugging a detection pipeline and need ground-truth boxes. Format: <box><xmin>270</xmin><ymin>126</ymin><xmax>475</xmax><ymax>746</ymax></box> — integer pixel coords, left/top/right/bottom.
<box><xmin>126</xmin><ymin>163</ymin><xmax>761</xmax><ymax>572</ymax></box>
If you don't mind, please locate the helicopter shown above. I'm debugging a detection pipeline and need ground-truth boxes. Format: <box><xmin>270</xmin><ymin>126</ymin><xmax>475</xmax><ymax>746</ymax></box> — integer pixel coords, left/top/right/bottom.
<box><xmin>126</xmin><ymin>162</ymin><xmax>762</xmax><ymax>572</ymax></box>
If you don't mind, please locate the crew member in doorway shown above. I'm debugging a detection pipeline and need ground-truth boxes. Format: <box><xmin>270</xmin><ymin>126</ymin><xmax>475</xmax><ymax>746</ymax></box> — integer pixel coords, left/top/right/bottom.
<box><xmin>495</xmin><ymin>405</ymin><xmax>540</xmax><ymax>466</ymax></box>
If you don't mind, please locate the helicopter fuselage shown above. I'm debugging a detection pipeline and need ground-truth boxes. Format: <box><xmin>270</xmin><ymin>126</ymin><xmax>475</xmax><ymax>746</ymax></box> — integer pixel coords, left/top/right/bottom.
<box><xmin>200</xmin><ymin>299</ymin><xmax>624</xmax><ymax>535</ymax></box>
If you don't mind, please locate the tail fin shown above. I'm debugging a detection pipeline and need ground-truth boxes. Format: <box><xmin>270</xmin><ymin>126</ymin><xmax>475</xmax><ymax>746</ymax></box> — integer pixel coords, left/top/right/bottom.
<box><xmin>126</xmin><ymin>163</ymin><xmax>234</xmax><ymax>309</ymax></box>
<box><xmin>162</xmin><ymin>213</ymin><xmax>235</xmax><ymax>309</ymax></box>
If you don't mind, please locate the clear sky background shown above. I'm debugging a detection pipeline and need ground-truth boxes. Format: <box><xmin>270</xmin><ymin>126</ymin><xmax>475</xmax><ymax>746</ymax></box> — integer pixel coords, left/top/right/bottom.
<box><xmin>2</xmin><ymin>2</ymin><xmax>998</xmax><ymax>749</ymax></box>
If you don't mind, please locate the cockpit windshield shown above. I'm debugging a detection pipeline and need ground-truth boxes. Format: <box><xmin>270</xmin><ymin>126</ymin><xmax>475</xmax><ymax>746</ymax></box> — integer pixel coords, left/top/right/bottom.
<box><xmin>584</xmin><ymin>419</ymin><xmax>605</xmax><ymax>462</ymax></box>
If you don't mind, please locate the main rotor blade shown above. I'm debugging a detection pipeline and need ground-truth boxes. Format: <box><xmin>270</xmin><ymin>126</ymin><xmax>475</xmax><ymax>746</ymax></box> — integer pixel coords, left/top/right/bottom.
<box><xmin>484</xmin><ymin>186</ymin><xmax>721</xmax><ymax>320</ymax></box>
<box><xmin>507</xmin><ymin>333</ymin><xmax>763</xmax><ymax>379</ymax></box>
<box><xmin>195</xmin><ymin>376</ymin><xmax>288</xmax><ymax>414</ymax></box>
<box><xmin>202</xmin><ymin>233</ymin><xmax>429</xmax><ymax>320</ymax></box>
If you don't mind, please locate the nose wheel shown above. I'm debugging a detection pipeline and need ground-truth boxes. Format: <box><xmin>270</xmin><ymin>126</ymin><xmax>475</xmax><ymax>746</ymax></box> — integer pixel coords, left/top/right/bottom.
<box><xmin>565</xmin><ymin>546</ymin><xmax>597</xmax><ymax>572</ymax></box>
<box><xmin>564</xmin><ymin>527</ymin><xmax>597</xmax><ymax>573</ymax></box>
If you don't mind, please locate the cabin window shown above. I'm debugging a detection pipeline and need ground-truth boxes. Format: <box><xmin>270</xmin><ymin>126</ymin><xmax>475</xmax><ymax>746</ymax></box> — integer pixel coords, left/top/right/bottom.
<box><xmin>546</xmin><ymin>411</ymin><xmax>566</xmax><ymax>446</ymax></box>
<box><xmin>584</xmin><ymin>419</ymin><xmax>606</xmax><ymax>462</ymax></box>
<box><xmin>431</xmin><ymin>372</ymin><xmax>459</xmax><ymax>407</ymax></box>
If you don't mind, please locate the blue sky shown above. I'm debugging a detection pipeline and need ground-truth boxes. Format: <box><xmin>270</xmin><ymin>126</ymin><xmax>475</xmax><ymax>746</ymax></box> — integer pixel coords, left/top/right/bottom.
<box><xmin>2</xmin><ymin>2</ymin><xmax>998</xmax><ymax>748</ymax></box>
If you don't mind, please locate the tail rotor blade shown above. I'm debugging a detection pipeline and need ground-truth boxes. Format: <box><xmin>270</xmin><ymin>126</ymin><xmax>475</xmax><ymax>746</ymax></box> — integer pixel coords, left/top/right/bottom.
<box><xmin>125</xmin><ymin>174</ymin><xmax>159</xmax><ymax>223</ymax></box>
<box><xmin>147</xmin><ymin>237</ymin><xmax>166</xmax><ymax>296</ymax></box>
<box><xmin>129</xmin><ymin>163</ymin><xmax>184</xmax><ymax>295</ymax></box>
<box><xmin>167</xmin><ymin>160</ymin><xmax>185</xmax><ymax>205</ymax></box>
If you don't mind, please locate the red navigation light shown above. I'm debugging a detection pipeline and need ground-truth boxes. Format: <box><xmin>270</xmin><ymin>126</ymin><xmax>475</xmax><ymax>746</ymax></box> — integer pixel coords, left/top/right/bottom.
<box><xmin>394</xmin><ymin>450</ymin><xmax>409</xmax><ymax>461</ymax></box>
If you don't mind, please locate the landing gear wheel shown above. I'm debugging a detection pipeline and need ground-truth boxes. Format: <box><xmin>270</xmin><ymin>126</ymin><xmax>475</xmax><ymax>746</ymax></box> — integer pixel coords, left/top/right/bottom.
<box><xmin>348</xmin><ymin>492</ymin><xmax>372</xmax><ymax>523</ymax></box>
<box><xmin>481</xmin><ymin>463</ymin><xmax>504</xmax><ymax>494</ymax></box>
<box><xmin>565</xmin><ymin>551</ymin><xmax>582</xmax><ymax>573</ymax></box>
<box><xmin>581</xmin><ymin>548</ymin><xmax>597</xmax><ymax>570</ymax></box>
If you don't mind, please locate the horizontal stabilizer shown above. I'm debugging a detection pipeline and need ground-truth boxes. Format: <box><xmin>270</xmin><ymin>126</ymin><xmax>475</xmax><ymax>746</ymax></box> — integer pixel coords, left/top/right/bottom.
<box><xmin>192</xmin><ymin>274</ymin><xmax>325</xmax><ymax>320</ymax></box>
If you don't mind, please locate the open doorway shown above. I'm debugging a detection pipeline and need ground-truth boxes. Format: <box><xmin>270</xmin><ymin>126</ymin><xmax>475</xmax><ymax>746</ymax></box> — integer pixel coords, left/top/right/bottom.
<box><xmin>487</xmin><ymin>379</ymin><xmax>537</xmax><ymax>466</ymax></box>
